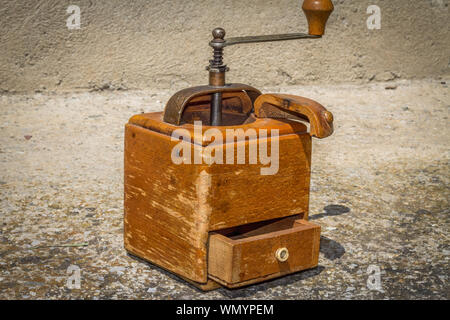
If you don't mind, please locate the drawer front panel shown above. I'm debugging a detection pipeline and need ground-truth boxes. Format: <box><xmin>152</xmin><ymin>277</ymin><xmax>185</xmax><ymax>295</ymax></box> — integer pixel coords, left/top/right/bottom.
<box><xmin>208</xmin><ymin>219</ymin><xmax>321</xmax><ymax>287</ymax></box>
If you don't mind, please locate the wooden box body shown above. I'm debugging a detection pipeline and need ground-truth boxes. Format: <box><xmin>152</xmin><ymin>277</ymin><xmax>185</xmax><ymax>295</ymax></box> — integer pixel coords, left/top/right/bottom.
<box><xmin>124</xmin><ymin>112</ymin><xmax>316</xmax><ymax>286</ymax></box>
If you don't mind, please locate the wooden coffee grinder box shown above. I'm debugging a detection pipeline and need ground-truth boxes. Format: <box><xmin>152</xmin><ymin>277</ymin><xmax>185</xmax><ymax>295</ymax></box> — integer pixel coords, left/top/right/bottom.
<box><xmin>124</xmin><ymin>0</ymin><xmax>335</xmax><ymax>290</ymax></box>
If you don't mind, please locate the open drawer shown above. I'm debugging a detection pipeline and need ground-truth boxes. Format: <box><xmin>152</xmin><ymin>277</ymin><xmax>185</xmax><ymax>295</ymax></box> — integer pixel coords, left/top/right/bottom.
<box><xmin>207</xmin><ymin>216</ymin><xmax>321</xmax><ymax>288</ymax></box>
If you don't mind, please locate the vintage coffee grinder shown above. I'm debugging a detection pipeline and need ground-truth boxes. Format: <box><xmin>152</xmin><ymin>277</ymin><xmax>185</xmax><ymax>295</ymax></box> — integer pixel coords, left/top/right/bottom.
<box><xmin>124</xmin><ymin>0</ymin><xmax>334</xmax><ymax>290</ymax></box>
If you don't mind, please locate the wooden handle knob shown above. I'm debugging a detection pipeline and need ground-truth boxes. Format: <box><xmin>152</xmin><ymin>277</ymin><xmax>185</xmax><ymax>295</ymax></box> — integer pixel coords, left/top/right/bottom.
<box><xmin>302</xmin><ymin>0</ymin><xmax>334</xmax><ymax>36</ymax></box>
<box><xmin>275</xmin><ymin>247</ymin><xmax>289</xmax><ymax>262</ymax></box>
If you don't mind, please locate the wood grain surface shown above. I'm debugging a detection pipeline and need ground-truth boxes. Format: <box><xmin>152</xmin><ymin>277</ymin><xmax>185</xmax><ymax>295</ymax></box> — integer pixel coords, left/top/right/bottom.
<box><xmin>124</xmin><ymin>109</ymin><xmax>317</xmax><ymax>286</ymax></box>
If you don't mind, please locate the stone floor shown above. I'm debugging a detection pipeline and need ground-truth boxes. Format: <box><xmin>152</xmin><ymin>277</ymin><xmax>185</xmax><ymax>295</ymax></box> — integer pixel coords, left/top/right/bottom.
<box><xmin>0</xmin><ymin>79</ymin><xmax>448</xmax><ymax>299</ymax></box>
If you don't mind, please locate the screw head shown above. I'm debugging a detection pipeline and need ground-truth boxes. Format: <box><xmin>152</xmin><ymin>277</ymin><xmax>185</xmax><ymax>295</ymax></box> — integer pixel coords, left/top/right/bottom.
<box><xmin>324</xmin><ymin>111</ymin><xmax>333</xmax><ymax>123</ymax></box>
<box><xmin>212</xmin><ymin>27</ymin><xmax>226</xmax><ymax>40</ymax></box>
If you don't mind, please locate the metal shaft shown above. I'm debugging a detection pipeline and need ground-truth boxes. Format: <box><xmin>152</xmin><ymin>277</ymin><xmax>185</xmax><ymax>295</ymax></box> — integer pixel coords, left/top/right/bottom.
<box><xmin>208</xmin><ymin>28</ymin><xmax>227</xmax><ymax>126</ymax></box>
<box><xmin>210</xmin><ymin>92</ymin><xmax>222</xmax><ymax>126</ymax></box>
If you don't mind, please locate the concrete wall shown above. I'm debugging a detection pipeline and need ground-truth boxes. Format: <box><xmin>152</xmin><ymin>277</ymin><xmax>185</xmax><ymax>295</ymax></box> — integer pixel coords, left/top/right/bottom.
<box><xmin>0</xmin><ymin>0</ymin><xmax>449</xmax><ymax>93</ymax></box>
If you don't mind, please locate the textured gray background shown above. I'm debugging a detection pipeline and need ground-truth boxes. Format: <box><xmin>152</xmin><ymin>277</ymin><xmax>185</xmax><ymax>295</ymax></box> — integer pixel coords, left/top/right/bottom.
<box><xmin>0</xmin><ymin>0</ymin><xmax>449</xmax><ymax>300</ymax></box>
<box><xmin>1</xmin><ymin>80</ymin><xmax>449</xmax><ymax>299</ymax></box>
<box><xmin>1</xmin><ymin>0</ymin><xmax>449</xmax><ymax>93</ymax></box>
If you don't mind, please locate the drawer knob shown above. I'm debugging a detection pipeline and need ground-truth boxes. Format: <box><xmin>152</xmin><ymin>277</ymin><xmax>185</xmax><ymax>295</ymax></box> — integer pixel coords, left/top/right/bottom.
<box><xmin>275</xmin><ymin>247</ymin><xmax>289</xmax><ymax>262</ymax></box>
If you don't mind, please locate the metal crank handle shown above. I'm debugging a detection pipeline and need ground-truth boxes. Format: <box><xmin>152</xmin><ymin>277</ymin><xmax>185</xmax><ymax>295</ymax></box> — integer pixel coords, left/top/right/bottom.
<box><xmin>210</xmin><ymin>0</ymin><xmax>334</xmax><ymax>49</ymax></box>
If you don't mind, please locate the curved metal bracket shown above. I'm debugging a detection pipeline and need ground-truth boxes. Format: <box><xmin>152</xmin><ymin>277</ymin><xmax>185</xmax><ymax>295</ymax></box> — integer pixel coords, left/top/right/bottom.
<box><xmin>163</xmin><ymin>83</ymin><xmax>262</xmax><ymax>125</ymax></box>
